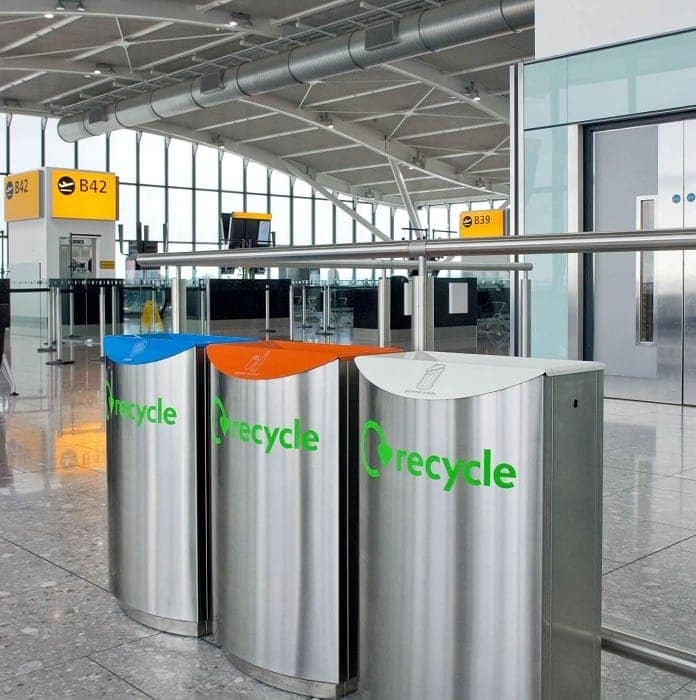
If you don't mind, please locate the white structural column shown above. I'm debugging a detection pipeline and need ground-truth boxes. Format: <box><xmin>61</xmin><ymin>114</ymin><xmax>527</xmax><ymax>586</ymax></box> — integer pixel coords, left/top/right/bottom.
<box><xmin>388</xmin><ymin>158</ymin><xmax>422</xmax><ymax>232</ymax></box>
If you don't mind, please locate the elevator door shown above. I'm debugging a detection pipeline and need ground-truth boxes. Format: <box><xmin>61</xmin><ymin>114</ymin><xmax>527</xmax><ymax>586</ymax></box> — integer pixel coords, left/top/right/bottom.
<box><xmin>592</xmin><ymin>119</ymin><xmax>696</xmax><ymax>405</ymax></box>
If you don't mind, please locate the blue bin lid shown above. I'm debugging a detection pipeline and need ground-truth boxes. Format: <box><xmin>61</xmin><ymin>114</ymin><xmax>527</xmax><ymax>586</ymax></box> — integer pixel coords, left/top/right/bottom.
<box><xmin>104</xmin><ymin>333</ymin><xmax>255</xmax><ymax>365</ymax></box>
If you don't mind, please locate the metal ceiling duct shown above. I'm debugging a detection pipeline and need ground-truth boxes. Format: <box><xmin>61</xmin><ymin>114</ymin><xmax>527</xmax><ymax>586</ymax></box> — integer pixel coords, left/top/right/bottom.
<box><xmin>57</xmin><ymin>0</ymin><xmax>533</xmax><ymax>142</ymax></box>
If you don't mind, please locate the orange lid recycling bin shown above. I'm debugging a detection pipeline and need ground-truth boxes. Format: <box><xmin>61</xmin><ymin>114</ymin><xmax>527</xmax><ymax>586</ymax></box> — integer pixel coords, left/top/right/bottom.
<box><xmin>207</xmin><ymin>340</ymin><xmax>399</xmax><ymax>697</ymax></box>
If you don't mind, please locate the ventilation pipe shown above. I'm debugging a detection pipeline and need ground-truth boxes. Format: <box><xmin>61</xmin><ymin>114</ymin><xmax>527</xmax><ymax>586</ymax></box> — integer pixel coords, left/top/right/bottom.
<box><xmin>57</xmin><ymin>0</ymin><xmax>533</xmax><ymax>141</ymax></box>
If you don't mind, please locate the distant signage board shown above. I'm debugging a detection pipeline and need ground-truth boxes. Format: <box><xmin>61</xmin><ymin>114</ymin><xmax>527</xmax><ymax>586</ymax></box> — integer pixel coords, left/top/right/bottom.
<box><xmin>51</xmin><ymin>169</ymin><xmax>118</xmax><ymax>221</ymax></box>
<box><xmin>4</xmin><ymin>170</ymin><xmax>41</xmax><ymax>221</ymax></box>
<box><xmin>459</xmin><ymin>209</ymin><xmax>505</xmax><ymax>238</ymax></box>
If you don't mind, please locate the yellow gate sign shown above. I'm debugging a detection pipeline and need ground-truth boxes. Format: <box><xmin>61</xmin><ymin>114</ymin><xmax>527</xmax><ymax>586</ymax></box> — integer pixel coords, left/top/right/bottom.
<box><xmin>4</xmin><ymin>170</ymin><xmax>41</xmax><ymax>221</ymax></box>
<box><xmin>459</xmin><ymin>209</ymin><xmax>505</xmax><ymax>238</ymax></box>
<box><xmin>51</xmin><ymin>169</ymin><xmax>118</xmax><ymax>221</ymax></box>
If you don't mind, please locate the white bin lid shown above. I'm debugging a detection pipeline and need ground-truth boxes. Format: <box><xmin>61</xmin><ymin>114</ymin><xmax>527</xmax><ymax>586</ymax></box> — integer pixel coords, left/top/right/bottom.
<box><xmin>354</xmin><ymin>351</ymin><xmax>604</xmax><ymax>400</ymax></box>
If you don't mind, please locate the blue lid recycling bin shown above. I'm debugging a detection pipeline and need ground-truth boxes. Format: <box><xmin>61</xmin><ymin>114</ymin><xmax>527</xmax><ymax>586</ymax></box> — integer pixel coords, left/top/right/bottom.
<box><xmin>104</xmin><ymin>333</ymin><xmax>254</xmax><ymax>636</ymax></box>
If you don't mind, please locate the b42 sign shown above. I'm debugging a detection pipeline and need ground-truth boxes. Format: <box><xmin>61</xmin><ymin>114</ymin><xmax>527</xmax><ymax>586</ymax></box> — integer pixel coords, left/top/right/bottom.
<box><xmin>51</xmin><ymin>169</ymin><xmax>118</xmax><ymax>221</ymax></box>
<box><xmin>4</xmin><ymin>170</ymin><xmax>40</xmax><ymax>221</ymax></box>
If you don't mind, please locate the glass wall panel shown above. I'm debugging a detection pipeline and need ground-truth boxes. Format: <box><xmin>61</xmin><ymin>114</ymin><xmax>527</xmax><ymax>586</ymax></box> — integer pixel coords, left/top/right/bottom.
<box><xmin>139</xmin><ymin>132</ymin><xmax>165</xmax><ymax>185</ymax></box>
<box><xmin>0</xmin><ymin>114</ymin><xmax>8</xmax><ymax>174</ymax></box>
<box><xmin>394</xmin><ymin>207</ymin><xmax>410</xmax><ymax>240</ymax></box>
<box><xmin>167</xmin><ymin>187</ymin><xmax>193</xmax><ymax>243</ymax></box>
<box><xmin>221</xmin><ymin>151</ymin><xmax>243</xmax><ymax>190</ymax></box>
<box><xmin>315</xmin><ymin>197</ymin><xmax>333</xmax><ymax>245</ymax></box>
<box><xmin>78</xmin><ymin>133</ymin><xmax>106</xmax><ymax>172</ymax></box>
<box><xmin>270</xmin><ymin>195</ymin><xmax>290</xmax><ymax>246</ymax></box>
<box><xmin>118</xmin><ymin>183</ymin><xmax>137</xmax><ymax>241</ymax></box>
<box><xmin>270</xmin><ymin>169</ymin><xmax>289</xmax><ymax>196</ymax></box>
<box><xmin>247</xmin><ymin>161</ymin><xmax>267</xmax><ymax>194</ymax></box>
<box><xmin>168</xmin><ymin>138</ymin><xmax>193</xmax><ymax>188</ymax></box>
<box><xmin>221</xmin><ymin>191</ymin><xmax>243</xmax><ymax>217</ymax></box>
<box><xmin>246</xmin><ymin>194</ymin><xmax>268</xmax><ymax>213</ymax></box>
<box><xmin>293</xmin><ymin>196</ymin><xmax>312</xmax><ymax>245</ymax></box>
<box><xmin>195</xmin><ymin>190</ymin><xmax>219</xmax><ymax>244</ymax></box>
<box><xmin>429</xmin><ymin>205</ymin><xmax>450</xmax><ymax>237</ymax></box>
<box><xmin>375</xmin><ymin>205</ymin><xmax>392</xmax><ymax>240</ymax></box>
<box><xmin>10</xmin><ymin>115</ymin><xmax>41</xmax><ymax>172</ymax></box>
<box><xmin>196</xmin><ymin>144</ymin><xmax>219</xmax><ymax>190</ymax></box>
<box><xmin>525</xmin><ymin>126</ymin><xmax>569</xmax><ymax>359</ymax></box>
<box><xmin>109</xmin><ymin>129</ymin><xmax>137</xmax><ymax>182</ymax></box>
<box><xmin>139</xmin><ymin>186</ymin><xmax>165</xmax><ymax>241</ymax></box>
<box><xmin>44</xmin><ymin>118</ymin><xmax>75</xmax><ymax>169</ymax></box>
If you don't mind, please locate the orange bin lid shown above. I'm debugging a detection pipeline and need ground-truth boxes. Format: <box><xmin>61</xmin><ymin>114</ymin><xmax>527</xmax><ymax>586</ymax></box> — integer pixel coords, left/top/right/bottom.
<box><xmin>206</xmin><ymin>340</ymin><xmax>400</xmax><ymax>380</ymax></box>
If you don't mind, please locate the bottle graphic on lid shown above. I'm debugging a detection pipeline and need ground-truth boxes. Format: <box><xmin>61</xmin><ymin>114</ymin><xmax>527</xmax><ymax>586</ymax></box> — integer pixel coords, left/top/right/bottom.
<box><xmin>417</xmin><ymin>363</ymin><xmax>446</xmax><ymax>390</ymax></box>
<box><xmin>243</xmin><ymin>350</ymin><xmax>271</xmax><ymax>376</ymax></box>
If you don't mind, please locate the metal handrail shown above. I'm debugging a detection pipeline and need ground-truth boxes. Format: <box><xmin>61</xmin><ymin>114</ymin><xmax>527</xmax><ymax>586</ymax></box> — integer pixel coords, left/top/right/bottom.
<box><xmin>137</xmin><ymin>229</ymin><xmax>696</xmax><ymax>268</ymax></box>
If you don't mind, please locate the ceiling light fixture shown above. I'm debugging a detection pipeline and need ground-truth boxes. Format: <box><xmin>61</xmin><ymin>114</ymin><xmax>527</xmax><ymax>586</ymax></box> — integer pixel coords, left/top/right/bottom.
<box><xmin>93</xmin><ymin>67</ymin><xmax>102</xmax><ymax>75</ymax></box>
<box><xmin>44</xmin><ymin>11</ymin><xmax>55</xmax><ymax>18</ymax></box>
<box><xmin>54</xmin><ymin>0</ymin><xmax>65</xmax><ymax>9</ymax></box>
<box><xmin>319</xmin><ymin>112</ymin><xmax>335</xmax><ymax>129</ymax></box>
<box><xmin>76</xmin><ymin>0</ymin><xmax>86</xmax><ymax>11</ymax></box>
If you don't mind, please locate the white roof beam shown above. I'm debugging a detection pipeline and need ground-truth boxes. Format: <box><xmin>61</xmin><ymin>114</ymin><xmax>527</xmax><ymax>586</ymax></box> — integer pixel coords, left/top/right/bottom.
<box><xmin>383</xmin><ymin>57</ymin><xmax>509</xmax><ymax>122</ymax></box>
<box><xmin>240</xmin><ymin>94</ymin><xmax>505</xmax><ymax>196</ymax></box>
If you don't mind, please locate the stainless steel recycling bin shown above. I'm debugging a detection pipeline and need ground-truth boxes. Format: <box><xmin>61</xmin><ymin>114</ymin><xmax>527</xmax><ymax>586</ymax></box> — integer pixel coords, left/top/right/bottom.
<box><xmin>355</xmin><ymin>351</ymin><xmax>604</xmax><ymax>700</ymax></box>
<box><xmin>208</xmin><ymin>340</ymin><xmax>398</xmax><ymax>698</ymax></box>
<box><xmin>105</xmin><ymin>333</ymin><xmax>253</xmax><ymax>636</ymax></box>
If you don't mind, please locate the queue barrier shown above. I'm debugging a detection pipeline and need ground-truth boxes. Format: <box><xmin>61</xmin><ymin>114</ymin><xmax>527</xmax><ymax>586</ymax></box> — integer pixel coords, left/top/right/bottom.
<box><xmin>105</xmin><ymin>333</ymin><xmax>254</xmax><ymax>636</ymax></box>
<box><xmin>208</xmin><ymin>339</ymin><xmax>399</xmax><ymax>698</ymax></box>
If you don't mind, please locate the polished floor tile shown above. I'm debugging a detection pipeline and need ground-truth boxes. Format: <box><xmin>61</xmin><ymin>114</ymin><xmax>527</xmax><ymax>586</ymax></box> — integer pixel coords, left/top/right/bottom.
<box><xmin>92</xmin><ymin>634</ymin><xmax>305</xmax><ymax>700</ymax></box>
<box><xmin>0</xmin><ymin>657</ymin><xmax>146</xmax><ymax>698</ymax></box>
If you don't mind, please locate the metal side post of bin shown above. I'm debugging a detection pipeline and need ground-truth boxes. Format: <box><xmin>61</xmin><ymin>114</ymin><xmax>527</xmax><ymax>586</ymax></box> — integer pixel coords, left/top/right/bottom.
<box><xmin>355</xmin><ymin>352</ymin><xmax>604</xmax><ymax>700</ymax></box>
<box><xmin>104</xmin><ymin>333</ymin><xmax>254</xmax><ymax>637</ymax></box>
<box><xmin>207</xmin><ymin>340</ymin><xmax>400</xmax><ymax>699</ymax></box>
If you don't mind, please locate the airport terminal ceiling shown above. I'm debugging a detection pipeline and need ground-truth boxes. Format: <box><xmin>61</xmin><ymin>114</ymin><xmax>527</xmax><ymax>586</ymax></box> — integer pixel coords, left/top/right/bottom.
<box><xmin>0</xmin><ymin>0</ymin><xmax>532</xmax><ymax>207</ymax></box>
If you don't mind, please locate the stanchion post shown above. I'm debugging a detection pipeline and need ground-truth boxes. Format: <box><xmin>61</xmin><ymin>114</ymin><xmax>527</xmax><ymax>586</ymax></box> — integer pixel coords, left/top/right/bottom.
<box><xmin>199</xmin><ymin>283</ymin><xmax>206</xmax><ymax>334</ymax></box>
<box><xmin>46</xmin><ymin>285</ymin><xmax>74</xmax><ymax>366</ymax></box>
<box><xmin>288</xmin><ymin>283</ymin><xmax>295</xmax><ymax>341</ymax></box>
<box><xmin>111</xmin><ymin>285</ymin><xmax>118</xmax><ymax>335</ymax></box>
<box><xmin>66</xmin><ymin>286</ymin><xmax>80</xmax><ymax>339</ymax></box>
<box><xmin>377</xmin><ymin>272</ymin><xmax>391</xmax><ymax>348</ymax></box>
<box><xmin>263</xmin><ymin>285</ymin><xmax>276</xmax><ymax>340</ymax></box>
<box><xmin>38</xmin><ymin>285</ymin><xmax>56</xmax><ymax>352</ymax></box>
<box><xmin>205</xmin><ymin>280</ymin><xmax>211</xmax><ymax>335</ymax></box>
<box><xmin>150</xmin><ymin>287</ymin><xmax>156</xmax><ymax>333</ymax></box>
<box><xmin>301</xmin><ymin>284</ymin><xmax>312</xmax><ymax>328</ymax></box>
<box><xmin>99</xmin><ymin>285</ymin><xmax>106</xmax><ymax>360</ymax></box>
<box><xmin>171</xmin><ymin>275</ymin><xmax>180</xmax><ymax>333</ymax></box>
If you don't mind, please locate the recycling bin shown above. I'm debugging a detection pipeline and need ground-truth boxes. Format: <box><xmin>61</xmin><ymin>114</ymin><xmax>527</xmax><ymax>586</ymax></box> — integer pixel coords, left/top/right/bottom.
<box><xmin>208</xmin><ymin>340</ymin><xmax>399</xmax><ymax>698</ymax></box>
<box><xmin>105</xmin><ymin>333</ymin><xmax>254</xmax><ymax>636</ymax></box>
<box><xmin>356</xmin><ymin>351</ymin><xmax>604</xmax><ymax>700</ymax></box>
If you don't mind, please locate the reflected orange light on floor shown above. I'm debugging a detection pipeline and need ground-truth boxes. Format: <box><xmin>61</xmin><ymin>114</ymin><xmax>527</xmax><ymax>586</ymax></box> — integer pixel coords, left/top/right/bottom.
<box><xmin>53</xmin><ymin>422</ymin><xmax>105</xmax><ymax>471</ymax></box>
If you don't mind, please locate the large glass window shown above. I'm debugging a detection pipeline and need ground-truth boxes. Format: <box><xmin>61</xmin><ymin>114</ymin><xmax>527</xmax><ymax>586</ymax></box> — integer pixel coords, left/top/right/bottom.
<box><xmin>44</xmin><ymin>118</ymin><xmax>75</xmax><ymax>169</ymax></box>
<box><xmin>293</xmin><ymin>195</ymin><xmax>312</xmax><ymax>245</ymax></box>
<box><xmin>315</xmin><ymin>197</ymin><xmax>333</xmax><ymax>245</ymax></box>
<box><xmin>109</xmin><ymin>129</ymin><xmax>137</xmax><ymax>182</ymax></box>
<box><xmin>247</xmin><ymin>161</ymin><xmax>267</xmax><ymax>194</ymax></box>
<box><xmin>270</xmin><ymin>195</ymin><xmax>290</xmax><ymax>246</ymax></box>
<box><xmin>10</xmin><ymin>115</ymin><xmax>41</xmax><ymax>172</ymax></box>
<box><xmin>168</xmin><ymin>138</ymin><xmax>193</xmax><ymax>188</ymax></box>
<box><xmin>196</xmin><ymin>144</ymin><xmax>219</xmax><ymax>190</ymax></box>
<box><xmin>167</xmin><ymin>187</ymin><xmax>193</xmax><ymax>243</ymax></box>
<box><xmin>78</xmin><ymin>133</ymin><xmax>106</xmax><ymax>171</ymax></box>
<box><xmin>139</xmin><ymin>132</ymin><xmax>165</xmax><ymax>185</ymax></box>
<box><xmin>221</xmin><ymin>151</ymin><xmax>243</xmax><ymax>191</ymax></box>
<box><xmin>139</xmin><ymin>186</ymin><xmax>165</xmax><ymax>241</ymax></box>
<box><xmin>195</xmin><ymin>190</ymin><xmax>219</xmax><ymax>244</ymax></box>
<box><xmin>118</xmin><ymin>184</ymin><xmax>137</xmax><ymax>241</ymax></box>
